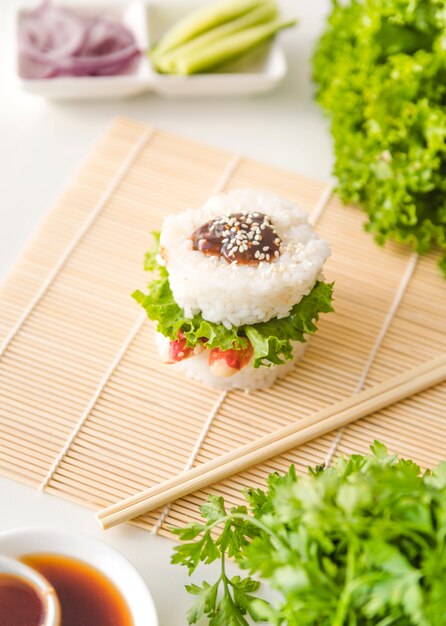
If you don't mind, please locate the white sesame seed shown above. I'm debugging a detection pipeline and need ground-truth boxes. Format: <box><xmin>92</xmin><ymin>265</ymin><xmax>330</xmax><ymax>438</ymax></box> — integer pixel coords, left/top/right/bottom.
<box><xmin>263</xmin><ymin>246</ymin><xmax>269</xmax><ymax>251</ymax></box>
<box><xmin>274</xmin><ymin>250</ymin><xmax>280</xmax><ymax>257</ymax></box>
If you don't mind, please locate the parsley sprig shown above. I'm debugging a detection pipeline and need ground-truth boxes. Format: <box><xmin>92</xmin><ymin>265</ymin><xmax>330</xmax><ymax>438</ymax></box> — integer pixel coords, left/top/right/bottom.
<box><xmin>171</xmin><ymin>495</ymin><xmax>274</xmax><ymax>625</ymax></box>
<box><xmin>172</xmin><ymin>443</ymin><xmax>446</xmax><ymax>625</ymax></box>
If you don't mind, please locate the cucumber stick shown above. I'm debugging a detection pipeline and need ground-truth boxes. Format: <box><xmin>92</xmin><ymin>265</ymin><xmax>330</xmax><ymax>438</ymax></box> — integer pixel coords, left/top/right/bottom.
<box><xmin>153</xmin><ymin>0</ymin><xmax>268</xmax><ymax>57</ymax></box>
<box><xmin>168</xmin><ymin>19</ymin><xmax>296</xmax><ymax>75</ymax></box>
<box><xmin>154</xmin><ymin>0</ymin><xmax>278</xmax><ymax>74</ymax></box>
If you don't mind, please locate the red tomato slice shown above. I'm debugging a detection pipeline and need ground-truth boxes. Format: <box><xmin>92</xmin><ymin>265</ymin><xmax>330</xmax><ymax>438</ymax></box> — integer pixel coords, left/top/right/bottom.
<box><xmin>208</xmin><ymin>344</ymin><xmax>253</xmax><ymax>377</ymax></box>
<box><xmin>168</xmin><ymin>331</ymin><xmax>199</xmax><ymax>363</ymax></box>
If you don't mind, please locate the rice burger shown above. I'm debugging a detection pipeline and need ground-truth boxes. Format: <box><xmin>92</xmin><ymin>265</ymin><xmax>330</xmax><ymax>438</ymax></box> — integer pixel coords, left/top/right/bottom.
<box><xmin>134</xmin><ymin>189</ymin><xmax>333</xmax><ymax>391</ymax></box>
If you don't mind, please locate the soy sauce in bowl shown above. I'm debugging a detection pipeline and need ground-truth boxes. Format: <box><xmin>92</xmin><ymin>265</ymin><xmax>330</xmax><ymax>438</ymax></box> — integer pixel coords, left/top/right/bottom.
<box><xmin>0</xmin><ymin>574</ymin><xmax>44</xmax><ymax>626</ymax></box>
<box><xmin>21</xmin><ymin>554</ymin><xmax>132</xmax><ymax>626</ymax></box>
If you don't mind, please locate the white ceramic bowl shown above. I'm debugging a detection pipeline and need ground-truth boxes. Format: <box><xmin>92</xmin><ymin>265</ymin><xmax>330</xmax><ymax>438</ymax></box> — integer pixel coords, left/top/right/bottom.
<box><xmin>13</xmin><ymin>0</ymin><xmax>289</xmax><ymax>99</ymax></box>
<box><xmin>13</xmin><ymin>1</ymin><xmax>150</xmax><ymax>100</ymax></box>
<box><xmin>0</xmin><ymin>555</ymin><xmax>60</xmax><ymax>626</ymax></box>
<box><xmin>0</xmin><ymin>528</ymin><xmax>158</xmax><ymax>626</ymax></box>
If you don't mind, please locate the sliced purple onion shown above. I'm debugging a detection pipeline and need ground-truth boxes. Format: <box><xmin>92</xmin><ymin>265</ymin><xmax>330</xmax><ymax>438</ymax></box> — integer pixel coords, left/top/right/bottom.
<box><xmin>18</xmin><ymin>1</ymin><xmax>141</xmax><ymax>79</ymax></box>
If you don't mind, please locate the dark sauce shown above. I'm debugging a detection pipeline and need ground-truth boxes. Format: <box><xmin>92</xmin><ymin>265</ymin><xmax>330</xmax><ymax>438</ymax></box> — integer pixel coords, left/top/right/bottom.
<box><xmin>0</xmin><ymin>574</ymin><xmax>44</xmax><ymax>626</ymax></box>
<box><xmin>191</xmin><ymin>212</ymin><xmax>282</xmax><ymax>265</ymax></box>
<box><xmin>21</xmin><ymin>554</ymin><xmax>132</xmax><ymax>626</ymax></box>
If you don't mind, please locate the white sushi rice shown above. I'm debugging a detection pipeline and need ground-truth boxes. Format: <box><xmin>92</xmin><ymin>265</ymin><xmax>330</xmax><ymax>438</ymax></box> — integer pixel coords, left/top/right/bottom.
<box><xmin>160</xmin><ymin>189</ymin><xmax>331</xmax><ymax>328</ymax></box>
<box><xmin>156</xmin><ymin>332</ymin><xmax>306</xmax><ymax>391</ymax></box>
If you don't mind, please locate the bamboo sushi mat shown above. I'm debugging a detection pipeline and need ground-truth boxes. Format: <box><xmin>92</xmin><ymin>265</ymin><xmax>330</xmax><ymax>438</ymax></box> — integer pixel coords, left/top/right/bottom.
<box><xmin>1</xmin><ymin>117</ymin><xmax>446</xmax><ymax>538</ymax></box>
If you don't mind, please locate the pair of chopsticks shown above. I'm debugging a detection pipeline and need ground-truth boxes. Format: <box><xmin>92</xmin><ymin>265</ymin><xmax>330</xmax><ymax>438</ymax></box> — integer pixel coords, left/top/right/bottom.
<box><xmin>97</xmin><ymin>353</ymin><xmax>446</xmax><ymax>530</ymax></box>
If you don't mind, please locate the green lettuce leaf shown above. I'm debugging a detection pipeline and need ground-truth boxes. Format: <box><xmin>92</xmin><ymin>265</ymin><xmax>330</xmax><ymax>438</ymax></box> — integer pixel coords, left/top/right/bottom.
<box><xmin>133</xmin><ymin>234</ymin><xmax>333</xmax><ymax>368</ymax></box>
<box><xmin>133</xmin><ymin>276</ymin><xmax>247</xmax><ymax>353</ymax></box>
<box><xmin>245</xmin><ymin>281</ymin><xmax>334</xmax><ymax>367</ymax></box>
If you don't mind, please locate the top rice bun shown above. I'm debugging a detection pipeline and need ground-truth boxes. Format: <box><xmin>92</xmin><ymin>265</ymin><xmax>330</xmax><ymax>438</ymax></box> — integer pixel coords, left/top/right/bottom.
<box><xmin>160</xmin><ymin>189</ymin><xmax>330</xmax><ymax>328</ymax></box>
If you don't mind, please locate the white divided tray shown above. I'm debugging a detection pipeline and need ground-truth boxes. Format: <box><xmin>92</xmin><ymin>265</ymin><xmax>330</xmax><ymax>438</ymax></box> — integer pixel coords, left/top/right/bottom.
<box><xmin>14</xmin><ymin>0</ymin><xmax>288</xmax><ymax>99</ymax></box>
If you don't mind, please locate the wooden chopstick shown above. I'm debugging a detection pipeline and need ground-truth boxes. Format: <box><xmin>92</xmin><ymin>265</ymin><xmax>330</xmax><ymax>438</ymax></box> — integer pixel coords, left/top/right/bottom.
<box><xmin>96</xmin><ymin>352</ymin><xmax>446</xmax><ymax>529</ymax></box>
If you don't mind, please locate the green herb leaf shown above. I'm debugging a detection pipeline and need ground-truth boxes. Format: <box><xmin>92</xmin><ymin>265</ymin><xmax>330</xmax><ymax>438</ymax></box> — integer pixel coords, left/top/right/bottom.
<box><xmin>185</xmin><ymin>581</ymin><xmax>219</xmax><ymax>624</ymax></box>
<box><xmin>200</xmin><ymin>495</ymin><xmax>227</xmax><ymax>522</ymax></box>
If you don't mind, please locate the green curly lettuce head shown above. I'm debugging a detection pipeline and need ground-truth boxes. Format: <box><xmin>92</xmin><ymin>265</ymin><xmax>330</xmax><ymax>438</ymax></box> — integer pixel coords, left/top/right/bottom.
<box><xmin>313</xmin><ymin>0</ymin><xmax>446</xmax><ymax>273</ymax></box>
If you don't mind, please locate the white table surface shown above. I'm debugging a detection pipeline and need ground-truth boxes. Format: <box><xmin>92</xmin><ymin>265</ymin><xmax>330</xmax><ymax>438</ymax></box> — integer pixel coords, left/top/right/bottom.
<box><xmin>0</xmin><ymin>1</ymin><xmax>332</xmax><ymax>624</ymax></box>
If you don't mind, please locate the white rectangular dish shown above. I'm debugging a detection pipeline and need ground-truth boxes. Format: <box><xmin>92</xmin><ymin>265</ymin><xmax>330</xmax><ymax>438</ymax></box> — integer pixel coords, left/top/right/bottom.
<box><xmin>14</xmin><ymin>0</ymin><xmax>288</xmax><ymax>99</ymax></box>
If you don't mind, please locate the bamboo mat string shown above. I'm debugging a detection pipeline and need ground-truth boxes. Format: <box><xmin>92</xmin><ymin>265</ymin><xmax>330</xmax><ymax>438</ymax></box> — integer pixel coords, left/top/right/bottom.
<box><xmin>151</xmin><ymin>155</ymin><xmax>241</xmax><ymax>534</ymax></box>
<box><xmin>309</xmin><ymin>180</ymin><xmax>336</xmax><ymax>226</ymax></box>
<box><xmin>0</xmin><ymin>129</ymin><xmax>154</xmax><ymax>360</ymax></box>
<box><xmin>151</xmin><ymin>390</ymin><xmax>228</xmax><ymax>535</ymax></box>
<box><xmin>324</xmin><ymin>252</ymin><xmax>419</xmax><ymax>466</ymax></box>
<box><xmin>39</xmin><ymin>310</ymin><xmax>148</xmax><ymax>491</ymax></box>
<box><xmin>151</xmin><ymin>172</ymin><xmax>334</xmax><ymax>534</ymax></box>
<box><xmin>212</xmin><ymin>154</ymin><xmax>243</xmax><ymax>194</ymax></box>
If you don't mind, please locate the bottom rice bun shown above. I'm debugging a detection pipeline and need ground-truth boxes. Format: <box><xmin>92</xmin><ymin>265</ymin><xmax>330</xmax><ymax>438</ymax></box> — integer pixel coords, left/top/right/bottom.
<box><xmin>134</xmin><ymin>189</ymin><xmax>333</xmax><ymax>391</ymax></box>
<box><xmin>156</xmin><ymin>332</ymin><xmax>306</xmax><ymax>391</ymax></box>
